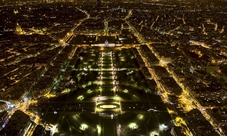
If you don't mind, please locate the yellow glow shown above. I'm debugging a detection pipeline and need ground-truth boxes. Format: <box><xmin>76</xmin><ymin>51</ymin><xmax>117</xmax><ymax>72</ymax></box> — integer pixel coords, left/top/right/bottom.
<box><xmin>82</xmin><ymin>84</ymin><xmax>86</xmax><ymax>88</ymax></box>
<box><xmin>44</xmin><ymin>93</ymin><xmax>56</xmax><ymax>99</ymax></box>
<box><xmin>97</xmin><ymin>125</ymin><xmax>101</xmax><ymax>134</ymax></box>
<box><xmin>123</xmin><ymin>89</ymin><xmax>128</xmax><ymax>93</ymax></box>
<box><xmin>14</xmin><ymin>9</ymin><xmax>18</xmax><ymax>14</ymax></box>
<box><xmin>30</xmin><ymin>100</ymin><xmax>38</xmax><ymax>104</ymax></box>
<box><xmin>23</xmin><ymin>110</ymin><xmax>40</xmax><ymax>124</ymax></box>
<box><xmin>174</xmin><ymin>117</ymin><xmax>191</xmax><ymax>136</ymax></box>
<box><xmin>87</xmin><ymin>89</ymin><xmax>93</xmax><ymax>94</ymax></box>
<box><xmin>15</xmin><ymin>23</ymin><xmax>24</xmax><ymax>35</ymax></box>
<box><xmin>167</xmin><ymin>108</ymin><xmax>176</xmax><ymax>114</ymax></box>
<box><xmin>96</xmin><ymin>81</ymin><xmax>103</xmax><ymax>86</ymax></box>
<box><xmin>100</xmin><ymin>105</ymin><xmax>117</xmax><ymax>109</ymax></box>
<box><xmin>72</xmin><ymin>115</ymin><xmax>77</xmax><ymax>120</ymax></box>
<box><xmin>98</xmin><ymin>87</ymin><xmax>103</xmax><ymax>92</ymax></box>
<box><xmin>61</xmin><ymin>88</ymin><xmax>70</xmax><ymax>94</ymax></box>
<box><xmin>128</xmin><ymin>122</ymin><xmax>138</xmax><ymax>129</ymax></box>
<box><xmin>77</xmin><ymin>95</ymin><xmax>84</xmax><ymax>100</ymax></box>
<box><xmin>175</xmin><ymin>117</ymin><xmax>186</xmax><ymax>126</ymax></box>
<box><xmin>80</xmin><ymin>123</ymin><xmax>88</xmax><ymax>130</ymax></box>
<box><xmin>178</xmin><ymin>93</ymin><xmax>196</xmax><ymax>113</ymax></box>
<box><xmin>137</xmin><ymin>114</ymin><xmax>144</xmax><ymax>120</ymax></box>
<box><xmin>150</xmin><ymin>131</ymin><xmax>159</xmax><ymax>136</ymax></box>
<box><xmin>113</xmin><ymin>95</ymin><xmax>121</xmax><ymax>101</ymax></box>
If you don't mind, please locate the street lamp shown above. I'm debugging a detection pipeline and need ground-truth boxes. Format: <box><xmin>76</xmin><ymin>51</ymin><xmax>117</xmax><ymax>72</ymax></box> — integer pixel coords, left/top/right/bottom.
<box><xmin>80</xmin><ymin>123</ymin><xmax>88</xmax><ymax>131</ymax></box>
<box><xmin>128</xmin><ymin>122</ymin><xmax>138</xmax><ymax>130</ymax></box>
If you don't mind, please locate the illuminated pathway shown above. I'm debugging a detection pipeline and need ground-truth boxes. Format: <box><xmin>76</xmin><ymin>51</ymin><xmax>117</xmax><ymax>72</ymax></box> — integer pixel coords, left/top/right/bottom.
<box><xmin>98</xmin><ymin>51</ymin><xmax>116</xmax><ymax>96</ymax></box>
<box><xmin>96</xmin><ymin>51</ymin><xmax>119</xmax><ymax>136</ymax></box>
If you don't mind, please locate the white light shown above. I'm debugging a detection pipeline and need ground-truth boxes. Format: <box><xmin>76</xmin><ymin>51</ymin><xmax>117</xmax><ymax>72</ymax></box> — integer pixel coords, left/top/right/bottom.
<box><xmin>83</xmin><ymin>67</ymin><xmax>88</xmax><ymax>71</ymax></box>
<box><xmin>97</xmin><ymin>125</ymin><xmax>101</xmax><ymax>134</ymax></box>
<box><xmin>50</xmin><ymin>124</ymin><xmax>58</xmax><ymax>136</ymax></box>
<box><xmin>80</xmin><ymin>123</ymin><xmax>88</xmax><ymax>130</ymax></box>
<box><xmin>150</xmin><ymin>131</ymin><xmax>159</xmax><ymax>136</ymax></box>
<box><xmin>23</xmin><ymin>123</ymin><xmax>32</xmax><ymax>136</ymax></box>
<box><xmin>10</xmin><ymin>105</ymin><xmax>15</xmax><ymax>108</ymax></box>
<box><xmin>24</xmin><ymin>97</ymin><xmax>28</xmax><ymax>102</ymax></box>
<box><xmin>159</xmin><ymin>124</ymin><xmax>168</xmax><ymax>131</ymax></box>
<box><xmin>128</xmin><ymin>122</ymin><xmax>138</xmax><ymax>129</ymax></box>
<box><xmin>100</xmin><ymin>105</ymin><xmax>117</xmax><ymax>108</ymax></box>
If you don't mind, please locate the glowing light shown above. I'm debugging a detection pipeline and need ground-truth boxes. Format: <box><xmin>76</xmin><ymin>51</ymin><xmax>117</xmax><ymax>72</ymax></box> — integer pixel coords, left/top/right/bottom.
<box><xmin>99</xmin><ymin>104</ymin><xmax>118</xmax><ymax>109</ymax></box>
<box><xmin>98</xmin><ymin>86</ymin><xmax>103</xmax><ymax>92</ymax></box>
<box><xmin>137</xmin><ymin>114</ymin><xmax>144</xmax><ymax>120</ymax></box>
<box><xmin>62</xmin><ymin>88</ymin><xmax>71</xmax><ymax>94</ymax></box>
<box><xmin>44</xmin><ymin>93</ymin><xmax>56</xmax><ymax>99</ymax></box>
<box><xmin>72</xmin><ymin>114</ymin><xmax>79</xmax><ymax>120</ymax></box>
<box><xmin>83</xmin><ymin>67</ymin><xmax>88</xmax><ymax>71</ymax></box>
<box><xmin>167</xmin><ymin>108</ymin><xmax>176</xmax><ymax>114</ymax></box>
<box><xmin>178</xmin><ymin>93</ymin><xmax>196</xmax><ymax>112</ymax></box>
<box><xmin>113</xmin><ymin>95</ymin><xmax>121</xmax><ymax>101</ymax></box>
<box><xmin>96</xmin><ymin>81</ymin><xmax>103</xmax><ymax>86</ymax></box>
<box><xmin>80</xmin><ymin>123</ymin><xmax>88</xmax><ymax>130</ymax></box>
<box><xmin>87</xmin><ymin>89</ymin><xmax>93</xmax><ymax>94</ymax></box>
<box><xmin>82</xmin><ymin>84</ymin><xmax>86</xmax><ymax>88</ymax></box>
<box><xmin>123</xmin><ymin>89</ymin><xmax>128</xmax><ymax>93</ymax></box>
<box><xmin>97</xmin><ymin>125</ymin><xmax>101</xmax><ymax>134</ymax></box>
<box><xmin>159</xmin><ymin>124</ymin><xmax>168</xmax><ymax>131</ymax></box>
<box><xmin>23</xmin><ymin>97</ymin><xmax>28</xmax><ymax>102</ymax></box>
<box><xmin>77</xmin><ymin>95</ymin><xmax>84</xmax><ymax>101</ymax></box>
<box><xmin>15</xmin><ymin>23</ymin><xmax>24</xmax><ymax>35</ymax></box>
<box><xmin>150</xmin><ymin>131</ymin><xmax>159</xmax><ymax>136</ymax></box>
<box><xmin>128</xmin><ymin>122</ymin><xmax>138</xmax><ymax>129</ymax></box>
<box><xmin>50</xmin><ymin>124</ymin><xmax>58</xmax><ymax>136</ymax></box>
<box><xmin>111</xmin><ymin>114</ymin><xmax>114</xmax><ymax>119</ymax></box>
<box><xmin>174</xmin><ymin>117</ymin><xmax>191</xmax><ymax>136</ymax></box>
<box><xmin>23</xmin><ymin>123</ymin><xmax>32</xmax><ymax>136</ymax></box>
<box><xmin>14</xmin><ymin>9</ymin><xmax>18</xmax><ymax>14</ymax></box>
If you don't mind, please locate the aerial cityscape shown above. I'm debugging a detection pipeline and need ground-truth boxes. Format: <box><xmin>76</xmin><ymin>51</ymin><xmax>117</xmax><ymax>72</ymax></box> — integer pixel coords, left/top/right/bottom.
<box><xmin>0</xmin><ymin>0</ymin><xmax>227</xmax><ymax>136</ymax></box>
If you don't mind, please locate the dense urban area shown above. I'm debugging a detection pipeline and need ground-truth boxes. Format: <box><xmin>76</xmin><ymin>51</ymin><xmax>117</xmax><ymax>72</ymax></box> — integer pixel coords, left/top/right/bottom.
<box><xmin>0</xmin><ymin>0</ymin><xmax>227</xmax><ymax>136</ymax></box>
